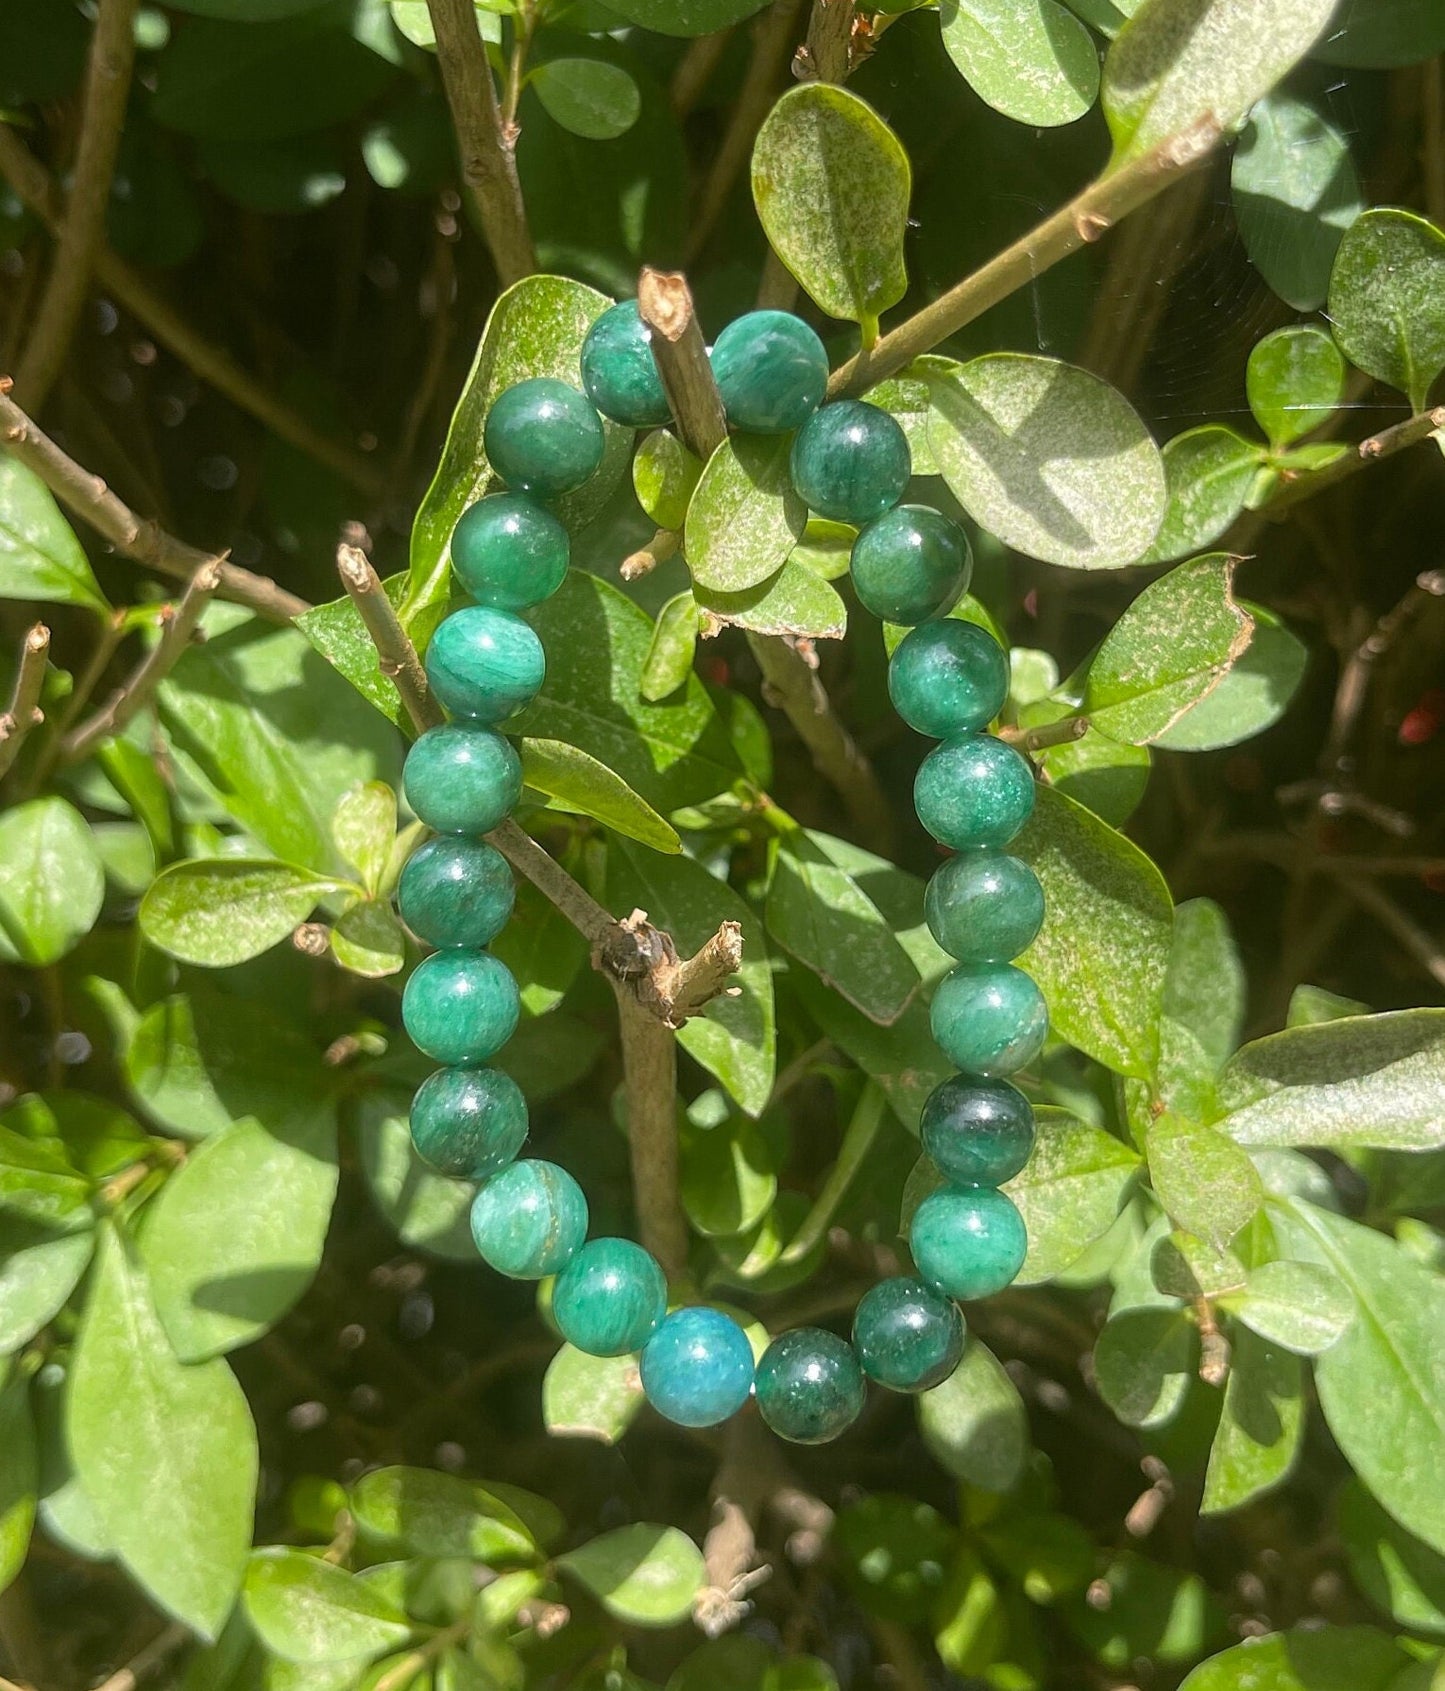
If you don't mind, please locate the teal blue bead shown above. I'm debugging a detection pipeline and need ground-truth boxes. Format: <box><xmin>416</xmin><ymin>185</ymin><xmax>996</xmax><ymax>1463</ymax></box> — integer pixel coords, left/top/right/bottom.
<box><xmin>755</xmin><ymin>1328</ymin><xmax>865</xmax><ymax>1445</ymax></box>
<box><xmin>851</xmin><ymin>1277</ymin><xmax>964</xmax><ymax>1394</ymax></box>
<box><xmin>925</xmin><ymin>850</ymin><xmax>1044</xmax><ymax>963</ymax></box>
<box><xmin>852</xmin><ymin>506</ymin><xmax>972</xmax><ymax>626</ymax></box>
<box><xmin>402</xmin><ymin>949</ymin><xmax>520</xmax><ymax>1066</ymax></box>
<box><xmin>909</xmin><ymin>1185</ymin><xmax>1027</xmax><ymax>1301</ymax></box>
<box><xmin>920</xmin><ymin>1074</ymin><xmax>1035</xmax><ymax>1188</ymax></box>
<box><xmin>710</xmin><ymin>311</ymin><xmax>827</xmax><ymax>434</ymax></box>
<box><xmin>641</xmin><ymin>1307</ymin><xmax>755</xmax><ymax>1428</ymax></box>
<box><xmin>930</xmin><ymin>963</ymin><xmax>1048</xmax><ymax>1077</ymax></box>
<box><xmin>403</xmin><ymin>724</ymin><xmax>521</xmax><ymax>835</ymax></box>
<box><xmin>581</xmin><ymin>301</ymin><xmax>671</xmax><ymax>428</ymax></box>
<box><xmin>398</xmin><ymin>836</ymin><xmax>514</xmax><ymax>950</ymax></box>
<box><xmin>889</xmin><ymin>618</ymin><xmax>1007</xmax><ymax>738</ymax></box>
<box><xmin>451</xmin><ymin>494</ymin><xmax>569</xmax><ymax>612</ymax></box>
<box><xmin>553</xmin><ymin>1237</ymin><xmax>668</xmax><ymax>1357</ymax></box>
<box><xmin>410</xmin><ymin>1066</ymin><xmax>528</xmax><ymax>1180</ymax></box>
<box><xmin>790</xmin><ymin>401</ymin><xmax>910</xmax><ymax>526</ymax></box>
<box><xmin>484</xmin><ymin>378</ymin><xmax>605</xmax><ymax>497</ymax></box>
<box><xmin>470</xmin><ymin>1158</ymin><xmax>588</xmax><ymax>1279</ymax></box>
<box><xmin>914</xmin><ymin>734</ymin><xmax>1034</xmax><ymax>849</ymax></box>
<box><xmin>425</xmin><ymin>607</ymin><xmax>545</xmax><ymax>725</ymax></box>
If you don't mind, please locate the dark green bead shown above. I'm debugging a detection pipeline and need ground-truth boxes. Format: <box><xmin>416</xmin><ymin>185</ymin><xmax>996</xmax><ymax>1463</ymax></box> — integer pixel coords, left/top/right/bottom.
<box><xmin>914</xmin><ymin>734</ymin><xmax>1034</xmax><ymax>849</ymax></box>
<box><xmin>851</xmin><ymin>1276</ymin><xmax>964</xmax><ymax>1394</ymax></box>
<box><xmin>402</xmin><ymin>949</ymin><xmax>520</xmax><ymax>1066</ymax></box>
<box><xmin>398</xmin><ymin>835</ymin><xmax>514</xmax><ymax>950</ymax></box>
<box><xmin>930</xmin><ymin>963</ymin><xmax>1048</xmax><ymax>1077</ymax></box>
<box><xmin>925</xmin><ymin>850</ymin><xmax>1044</xmax><ymax>963</ymax></box>
<box><xmin>889</xmin><ymin>618</ymin><xmax>1007</xmax><ymax>738</ymax></box>
<box><xmin>581</xmin><ymin>301</ymin><xmax>671</xmax><ymax>428</ymax></box>
<box><xmin>920</xmin><ymin>1074</ymin><xmax>1035</xmax><ymax>1188</ymax></box>
<box><xmin>640</xmin><ymin>1306</ymin><xmax>755</xmax><ymax>1428</ymax></box>
<box><xmin>470</xmin><ymin>1158</ymin><xmax>588</xmax><ymax>1279</ymax></box>
<box><xmin>909</xmin><ymin>1185</ymin><xmax>1027</xmax><ymax>1301</ymax></box>
<box><xmin>451</xmin><ymin>494</ymin><xmax>569</xmax><ymax>612</ymax></box>
<box><xmin>710</xmin><ymin>310</ymin><xmax>827</xmax><ymax>434</ymax></box>
<box><xmin>410</xmin><ymin>1066</ymin><xmax>528</xmax><ymax>1179</ymax></box>
<box><xmin>484</xmin><ymin>378</ymin><xmax>605</xmax><ymax>497</ymax></box>
<box><xmin>424</xmin><ymin>607</ymin><xmax>545</xmax><ymax>725</ymax></box>
<box><xmin>790</xmin><ymin>401</ymin><xmax>910</xmax><ymax>526</ymax></box>
<box><xmin>553</xmin><ymin>1237</ymin><xmax>668</xmax><ymax>1357</ymax></box>
<box><xmin>755</xmin><ymin>1327</ymin><xmax>865</xmax><ymax>1444</ymax></box>
<box><xmin>403</xmin><ymin>724</ymin><xmax>521</xmax><ymax>835</ymax></box>
<box><xmin>852</xmin><ymin>505</ymin><xmax>972</xmax><ymax>626</ymax></box>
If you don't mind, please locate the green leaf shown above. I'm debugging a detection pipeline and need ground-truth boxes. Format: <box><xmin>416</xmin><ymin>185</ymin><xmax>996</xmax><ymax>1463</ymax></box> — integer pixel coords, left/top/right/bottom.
<box><xmin>602</xmin><ymin>0</ymin><xmax>767</xmax><ymax>34</ymax></box>
<box><xmin>139</xmin><ymin>859</ymin><xmax>345</xmax><ymax>967</ymax></box>
<box><xmin>680</xmin><ymin>1116</ymin><xmax>777</xmax><ymax>1238</ymax></box>
<box><xmin>355</xmin><ymin>1092</ymin><xmax>475</xmax><ymax>1261</ymax></box>
<box><xmin>928</xmin><ymin>356</ymin><xmax>1165</xmax><ymax>570</ymax></box>
<box><xmin>695</xmin><ymin>558</ymin><xmax>847</xmax><ymax>641</ymax></box>
<box><xmin>1071</xmin><ymin>1553</ymin><xmax>1222</xmax><ymax>1669</ymax></box>
<box><xmin>939</xmin><ymin>0</ymin><xmax>1100</xmax><ymax>127</ymax></box>
<box><xmin>633</xmin><ymin>430</ymin><xmax>702</xmax><ymax>532</ymax></box>
<box><xmin>532</xmin><ymin>57</ymin><xmax>639</xmax><ymax>140</ymax></box>
<box><xmin>387</xmin><ymin>0</ymin><xmax>502</xmax><ymax>50</ymax></box>
<box><xmin>1146</xmin><ymin>425</ymin><xmax>1263</xmax><ymax>564</ymax></box>
<box><xmin>542</xmin><ymin>1344</ymin><xmax>646</xmax><ymax>1444</ymax></box>
<box><xmin>1152</xmin><ymin>602</ymin><xmax>1307</xmax><ymax>751</ymax></box>
<box><xmin>330</xmin><ymin>898</ymin><xmax>407</xmax><ymax>977</ymax></box>
<box><xmin>1027</xmin><ymin>716</ymin><xmax>1152</xmax><ymax>827</ymax></box>
<box><xmin>1093</xmin><ymin>1305</ymin><xmax>1197</xmax><ymax>1427</ymax></box>
<box><xmin>1151</xmin><ymin>1230</ymin><xmax>1246</xmax><ymax>1299</ymax></box>
<box><xmin>684</xmin><ymin>435</ymin><xmax>806</xmax><ymax>595</ymax></box>
<box><xmin>798</xmin><ymin>971</ymin><xmax>949</xmax><ymax>1131</ymax></box>
<box><xmin>0</xmin><ymin>1210</ymin><xmax>95</xmax><ymax>1355</ymax></box>
<box><xmin>520</xmin><ymin>737</ymin><xmax>682</xmax><ymax>854</ymax></box>
<box><xmin>641</xmin><ymin>592</ymin><xmax>700</xmax><ymax>703</ymax></box>
<box><xmin>1201</xmin><ymin>1329</ymin><xmax>1304</xmax><ymax>1515</ymax></box>
<box><xmin>917</xmin><ymin>1339</ymin><xmax>1029</xmax><ymax>1492</ymax></box>
<box><xmin>350</xmin><ymin>1466</ymin><xmax>555</xmax><ymax>1563</ymax></box>
<box><xmin>1177</xmin><ymin>1626</ymin><xmax>1414</xmax><ymax>1691</ymax></box>
<box><xmin>868</xmin><ymin>360</ymin><xmax>944</xmax><ymax>475</ymax></box>
<box><xmin>834</xmin><ymin>1495</ymin><xmax>957</xmax><ymax>1625</ymax></box>
<box><xmin>1288</xmin><ymin>983</ymin><xmax>1369</xmax><ymax>1028</ymax></box>
<box><xmin>1219</xmin><ymin>1258</ymin><xmax>1353</xmax><ymax>1355</ymax></box>
<box><xmin>296</xmin><ymin>573</ymin><xmax>426</xmax><ymax>729</ymax></box>
<box><xmin>1005</xmin><ymin>1112</ymin><xmax>1140</xmax><ymax>1283</ymax></box>
<box><xmin>751</xmin><ymin>84</ymin><xmax>909</xmax><ymax>332</ymax></box>
<box><xmin>490</xmin><ymin>876</ymin><xmax>588</xmax><ymax>1015</ymax></box>
<box><xmin>1316</xmin><ymin>0</ymin><xmax>1445</xmax><ymax>68</ymax></box>
<box><xmin>331</xmin><ymin>781</ymin><xmax>397</xmax><ymax>895</ymax></box>
<box><xmin>244</xmin><ymin>1548</ymin><xmax>412</xmax><ymax>1664</ymax></box>
<box><xmin>68</xmin><ymin>1226</ymin><xmax>257</xmax><ymax>1638</ymax></box>
<box><xmin>1148</xmin><ymin>1116</ymin><xmax>1264</xmax><ymax>1250</ymax></box>
<box><xmin>1329</xmin><ymin>207</ymin><xmax>1445</xmax><ymax>410</ymax></box>
<box><xmin>0</xmin><ymin>458</ymin><xmax>108</xmax><ymax>613</ymax></box>
<box><xmin>1339</xmin><ymin>1476</ymin><xmax>1445</xmax><ymax>1638</ymax></box>
<box><xmin>0</xmin><ymin>798</ymin><xmax>104</xmax><ymax>967</ymax></box>
<box><xmin>1162</xmin><ymin>897</ymin><xmax>1244</xmax><ymax>1077</ymax></box>
<box><xmin>558</xmin><ymin>1524</ymin><xmax>705</xmax><ymax>1627</ymax></box>
<box><xmin>0</xmin><ymin>1361</ymin><xmax>36</xmax><ymax>1595</ymax></box>
<box><xmin>0</xmin><ymin>1125</ymin><xmax>90</xmax><ymax>1225</ymax></box>
<box><xmin>1247</xmin><ymin>324</ymin><xmax>1347</xmax><ymax>449</ymax></box>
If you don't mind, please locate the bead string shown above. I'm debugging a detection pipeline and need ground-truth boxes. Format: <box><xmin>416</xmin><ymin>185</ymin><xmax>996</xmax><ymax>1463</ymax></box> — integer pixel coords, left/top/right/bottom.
<box><xmin>397</xmin><ymin>304</ymin><xmax>1047</xmax><ymax>1444</ymax></box>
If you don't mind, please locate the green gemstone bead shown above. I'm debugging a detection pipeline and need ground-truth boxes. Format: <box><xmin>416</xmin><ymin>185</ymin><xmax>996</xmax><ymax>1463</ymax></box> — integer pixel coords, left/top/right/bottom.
<box><xmin>450</xmin><ymin>494</ymin><xmax>569</xmax><ymax>611</ymax></box>
<box><xmin>920</xmin><ymin>1074</ymin><xmax>1035</xmax><ymax>1187</ymax></box>
<box><xmin>930</xmin><ymin>963</ymin><xmax>1048</xmax><ymax>1077</ymax></box>
<box><xmin>914</xmin><ymin>734</ymin><xmax>1035</xmax><ymax>849</ymax></box>
<box><xmin>553</xmin><ymin>1237</ymin><xmax>668</xmax><ymax>1356</ymax></box>
<box><xmin>470</xmin><ymin>1158</ymin><xmax>588</xmax><ymax>1279</ymax></box>
<box><xmin>851</xmin><ymin>1276</ymin><xmax>964</xmax><ymax>1394</ymax></box>
<box><xmin>410</xmin><ymin>1066</ymin><xmax>528</xmax><ymax>1179</ymax></box>
<box><xmin>710</xmin><ymin>310</ymin><xmax>827</xmax><ymax>434</ymax></box>
<box><xmin>402</xmin><ymin>949</ymin><xmax>520</xmax><ymax>1066</ymax></box>
<box><xmin>581</xmin><ymin>301</ymin><xmax>671</xmax><ymax>428</ymax></box>
<box><xmin>424</xmin><ymin>607</ymin><xmax>545</xmax><ymax>725</ymax></box>
<box><xmin>925</xmin><ymin>849</ymin><xmax>1045</xmax><ymax>963</ymax></box>
<box><xmin>398</xmin><ymin>835</ymin><xmax>514</xmax><ymax>950</ymax></box>
<box><xmin>640</xmin><ymin>1306</ymin><xmax>755</xmax><ymax>1428</ymax></box>
<box><xmin>755</xmin><ymin>1327</ymin><xmax>866</xmax><ymax>1445</ymax></box>
<box><xmin>852</xmin><ymin>505</ymin><xmax>972</xmax><ymax>626</ymax></box>
<box><xmin>484</xmin><ymin>378</ymin><xmax>605</xmax><ymax>496</ymax></box>
<box><xmin>909</xmin><ymin>1184</ymin><xmax>1027</xmax><ymax>1301</ymax></box>
<box><xmin>790</xmin><ymin>401</ymin><xmax>910</xmax><ymax>526</ymax></box>
<box><xmin>889</xmin><ymin>618</ymin><xmax>1007</xmax><ymax>738</ymax></box>
<box><xmin>403</xmin><ymin>724</ymin><xmax>521</xmax><ymax>835</ymax></box>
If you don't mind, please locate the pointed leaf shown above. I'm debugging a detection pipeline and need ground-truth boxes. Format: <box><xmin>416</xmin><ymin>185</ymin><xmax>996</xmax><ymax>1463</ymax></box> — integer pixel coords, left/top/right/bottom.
<box><xmin>641</xmin><ymin>592</ymin><xmax>700</xmax><ymax>703</ymax></box>
<box><xmin>0</xmin><ymin>458</ymin><xmax>108</xmax><ymax>613</ymax></box>
<box><xmin>244</xmin><ymin>1548</ymin><xmax>411</xmax><ymax>1664</ymax></box>
<box><xmin>1201</xmin><ymin>1329</ymin><xmax>1303</xmax><ymax>1515</ymax></box>
<box><xmin>520</xmin><ymin>737</ymin><xmax>682</xmax><ymax>854</ymax></box>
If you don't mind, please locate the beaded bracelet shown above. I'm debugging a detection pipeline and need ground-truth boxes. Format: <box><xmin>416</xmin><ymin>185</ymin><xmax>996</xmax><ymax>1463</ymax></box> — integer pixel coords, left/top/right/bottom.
<box><xmin>396</xmin><ymin>303</ymin><xmax>1048</xmax><ymax>1445</ymax></box>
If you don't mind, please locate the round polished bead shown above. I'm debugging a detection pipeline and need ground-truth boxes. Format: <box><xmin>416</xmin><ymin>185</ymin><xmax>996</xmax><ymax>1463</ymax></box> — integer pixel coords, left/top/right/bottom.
<box><xmin>398</xmin><ymin>836</ymin><xmax>514</xmax><ymax>951</ymax></box>
<box><xmin>450</xmin><ymin>494</ymin><xmax>569</xmax><ymax>611</ymax></box>
<box><xmin>580</xmin><ymin>301</ymin><xmax>671</xmax><ymax>428</ymax></box>
<box><xmin>914</xmin><ymin>735</ymin><xmax>1035</xmax><ymax>850</ymax></box>
<box><xmin>930</xmin><ymin>963</ymin><xmax>1048</xmax><ymax>1077</ymax></box>
<box><xmin>920</xmin><ymin>1074</ymin><xmax>1035</xmax><ymax>1188</ymax></box>
<box><xmin>710</xmin><ymin>311</ymin><xmax>828</xmax><ymax>434</ymax></box>
<box><xmin>790</xmin><ymin>401</ymin><xmax>910</xmax><ymax>526</ymax></box>
<box><xmin>852</xmin><ymin>505</ymin><xmax>972</xmax><ymax>626</ymax></box>
<box><xmin>403</xmin><ymin>724</ymin><xmax>521</xmax><ymax>835</ymax></box>
<box><xmin>641</xmin><ymin>1307</ymin><xmax>755</xmax><ymax>1428</ymax></box>
<box><xmin>755</xmin><ymin>1327</ymin><xmax>866</xmax><ymax>1445</ymax></box>
<box><xmin>410</xmin><ymin>1066</ymin><xmax>528</xmax><ymax>1179</ymax></box>
<box><xmin>909</xmin><ymin>1185</ymin><xmax>1027</xmax><ymax>1301</ymax></box>
<box><xmin>402</xmin><ymin>949</ymin><xmax>520</xmax><ymax>1067</ymax></box>
<box><xmin>889</xmin><ymin>618</ymin><xmax>1007</xmax><ymax>738</ymax></box>
<box><xmin>852</xmin><ymin>1276</ymin><xmax>964</xmax><ymax>1394</ymax></box>
<box><xmin>424</xmin><ymin>607</ymin><xmax>545</xmax><ymax>725</ymax></box>
<box><xmin>470</xmin><ymin>1158</ymin><xmax>588</xmax><ymax>1279</ymax></box>
<box><xmin>925</xmin><ymin>850</ymin><xmax>1045</xmax><ymax>963</ymax></box>
<box><xmin>553</xmin><ymin>1237</ymin><xmax>668</xmax><ymax>1357</ymax></box>
<box><xmin>483</xmin><ymin>378</ymin><xmax>605</xmax><ymax>497</ymax></box>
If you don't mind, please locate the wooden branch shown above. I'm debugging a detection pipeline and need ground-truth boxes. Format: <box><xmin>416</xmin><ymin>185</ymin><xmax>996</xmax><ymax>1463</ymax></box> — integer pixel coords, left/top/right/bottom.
<box><xmin>638</xmin><ymin>268</ymin><xmax>727</xmax><ymax>461</ymax></box>
<box><xmin>613</xmin><ymin>988</ymin><xmax>691</xmax><ymax>1279</ymax></box>
<box><xmin>1261</xmin><ymin>406</ymin><xmax>1445</xmax><ymax>517</ymax></box>
<box><xmin>799</xmin><ymin>0</ymin><xmax>854</xmax><ymax>81</ymax></box>
<box><xmin>999</xmin><ymin>713</ymin><xmax>1090</xmax><ymax>753</ymax></box>
<box><xmin>0</xmin><ymin>624</ymin><xmax>51</xmax><ymax>779</ymax></box>
<box><xmin>620</xmin><ymin>527</ymin><xmax>679</xmax><ymax>582</ymax></box>
<box><xmin>695</xmin><ymin>1418</ymin><xmax>783</xmax><ymax>1637</ymax></box>
<box><xmin>670</xmin><ymin>26</ymin><xmax>734</xmax><ymax>117</ymax></box>
<box><xmin>337</xmin><ymin>543</ymin><xmax>443</xmax><ymax>732</ymax></box>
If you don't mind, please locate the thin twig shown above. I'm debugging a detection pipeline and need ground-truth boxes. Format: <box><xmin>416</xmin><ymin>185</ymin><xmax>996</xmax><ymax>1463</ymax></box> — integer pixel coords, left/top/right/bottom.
<box><xmin>799</xmin><ymin>0</ymin><xmax>854</xmax><ymax>81</ymax></box>
<box><xmin>1339</xmin><ymin>875</ymin><xmax>1445</xmax><ymax>989</ymax></box>
<box><xmin>670</xmin><ymin>27</ymin><xmax>734</xmax><ymax>116</ymax></box>
<box><xmin>695</xmin><ymin>1417</ymin><xmax>782</xmax><ymax>1636</ymax></box>
<box><xmin>1262</xmin><ymin>406</ymin><xmax>1445</xmax><ymax>518</ymax></box>
<box><xmin>0</xmin><ymin>624</ymin><xmax>50</xmax><ymax>779</ymax></box>
<box><xmin>613</xmin><ymin>988</ymin><xmax>691</xmax><ymax>1280</ymax></box>
<box><xmin>999</xmin><ymin>714</ymin><xmax>1090</xmax><ymax>753</ymax></box>
<box><xmin>337</xmin><ymin>543</ymin><xmax>444</xmax><ymax>731</ymax></box>
<box><xmin>90</xmin><ymin>1622</ymin><xmax>190</xmax><ymax>1691</ymax></box>
<box><xmin>638</xmin><ymin>268</ymin><xmax>727</xmax><ymax>460</ymax></box>
<box><xmin>620</xmin><ymin>527</ymin><xmax>679</xmax><ymax>582</ymax></box>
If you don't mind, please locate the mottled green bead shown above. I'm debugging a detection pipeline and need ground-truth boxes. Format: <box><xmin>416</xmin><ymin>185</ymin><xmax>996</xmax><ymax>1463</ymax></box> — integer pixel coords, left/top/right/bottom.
<box><xmin>913</xmin><ymin>734</ymin><xmax>1035</xmax><ymax>850</ymax></box>
<box><xmin>553</xmin><ymin>1237</ymin><xmax>668</xmax><ymax>1356</ymax></box>
<box><xmin>909</xmin><ymin>1185</ymin><xmax>1027</xmax><ymax>1301</ymax></box>
<box><xmin>484</xmin><ymin>378</ymin><xmax>605</xmax><ymax>496</ymax></box>
<box><xmin>755</xmin><ymin>1327</ymin><xmax>866</xmax><ymax>1444</ymax></box>
<box><xmin>641</xmin><ymin>1306</ymin><xmax>755</xmax><ymax>1428</ymax></box>
<box><xmin>930</xmin><ymin>963</ymin><xmax>1048</xmax><ymax>1077</ymax></box>
<box><xmin>424</xmin><ymin>607</ymin><xmax>545</xmax><ymax>725</ymax></box>
<box><xmin>790</xmin><ymin>401</ymin><xmax>910</xmax><ymax>526</ymax></box>
<box><xmin>925</xmin><ymin>850</ymin><xmax>1044</xmax><ymax>963</ymax></box>
<box><xmin>470</xmin><ymin>1158</ymin><xmax>588</xmax><ymax>1279</ymax></box>
<box><xmin>852</xmin><ymin>505</ymin><xmax>972</xmax><ymax>626</ymax></box>
<box><xmin>450</xmin><ymin>494</ymin><xmax>569</xmax><ymax>611</ymax></box>
<box><xmin>403</xmin><ymin>724</ymin><xmax>521</xmax><ymax>835</ymax></box>
<box><xmin>402</xmin><ymin>949</ymin><xmax>520</xmax><ymax>1066</ymax></box>
<box><xmin>920</xmin><ymin>1074</ymin><xmax>1035</xmax><ymax>1188</ymax></box>
<box><xmin>410</xmin><ymin>1066</ymin><xmax>528</xmax><ymax>1180</ymax></box>
<box><xmin>889</xmin><ymin>618</ymin><xmax>1007</xmax><ymax>739</ymax></box>
<box><xmin>851</xmin><ymin>1276</ymin><xmax>964</xmax><ymax>1394</ymax></box>
<box><xmin>710</xmin><ymin>310</ymin><xmax>827</xmax><ymax>434</ymax></box>
<box><xmin>581</xmin><ymin>301</ymin><xmax>671</xmax><ymax>428</ymax></box>
<box><xmin>398</xmin><ymin>835</ymin><xmax>514</xmax><ymax>950</ymax></box>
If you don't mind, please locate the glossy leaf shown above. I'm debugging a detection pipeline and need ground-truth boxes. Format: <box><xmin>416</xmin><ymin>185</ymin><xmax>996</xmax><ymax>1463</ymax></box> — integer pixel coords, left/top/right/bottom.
<box><xmin>331</xmin><ymin>781</ymin><xmax>396</xmax><ymax>895</ymax></box>
<box><xmin>684</xmin><ymin>434</ymin><xmax>806</xmax><ymax>595</ymax></box>
<box><xmin>680</xmin><ymin>1116</ymin><xmax>777</xmax><ymax>1238</ymax></box>
<box><xmin>542</xmin><ymin>1345</ymin><xmax>645</xmax><ymax>1444</ymax></box>
<box><xmin>1177</xmin><ymin>1626</ymin><xmax>1414</xmax><ymax>1691</ymax></box>
<box><xmin>296</xmin><ymin>572</ymin><xmax>425</xmax><ymax>729</ymax></box>
<box><xmin>532</xmin><ymin>57</ymin><xmax>640</xmax><ymax>141</ymax></box>
<box><xmin>1247</xmin><ymin>324</ymin><xmax>1347</xmax><ymax>449</ymax></box>
<box><xmin>0</xmin><ymin>459</ymin><xmax>108</xmax><ymax>613</ymax></box>
<box><xmin>1147</xmin><ymin>425</ymin><xmax>1263</xmax><ymax>564</ymax></box>
<box><xmin>0</xmin><ymin>798</ymin><xmax>104</xmax><ymax>967</ymax></box>
<box><xmin>0</xmin><ymin>1210</ymin><xmax>95</xmax><ymax>1355</ymax></box>
<box><xmin>918</xmin><ymin>1340</ymin><xmax>1029</xmax><ymax>1492</ymax></box>
<box><xmin>1028</xmin><ymin>716</ymin><xmax>1152</xmax><ymax>827</ymax></box>
<box><xmin>139</xmin><ymin>859</ymin><xmax>345</xmax><ymax>967</ymax></box>
<box><xmin>1218</xmin><ymin>1258</ymin><xmax>1353</xmax><ymax>1355</ymax></box>
<box><xmin>939</xmin><ymin>0</ymin><xmax>1100</xmax><ymax>128</ymax></box>
<box><xmin>0</xmin><ymin>1126</ymin><xmax>91</xmax><ymax>1226</ymax></box>
<box><xmin>1201</xmin><ymin>1330</ymin><xmax>1304</xmax><ymax>1515</ymax></box>
<box><xmin>1162</xmin><ymin>896</ymin><xmax>1244</xmax><ymax>1077</ymax></box>
<box><xmin>695</xmin><ymin>558</ymin><xmax>847</xmax><ymax>641</ymax></box>
<box><xmin>520</xmin><ymin>737</ymin><xmax>681</xmax><ymax>854</ymax></box>
<box><xmin>1148</xmin><ymin>1116</ymin><xmax>1263</xmax><ymax>1250</ymax></box>
<box><xmin>1153</xmin><ymin>602</ymin><xmax>1307</xmax><ymax>751</ymax></box>
<box><xmin>1338</xmin><ymin>1476</ymin><xmax>1445</xmax><ymax>1638</ymax></box>
<box><xmin>244</xmin><ymin>1549</ymin><xmax>411</xmax><ymax>1663</ymax></box>
<box><xmin>1093</xmin><ymin>1305</ymin><xmax>1196</xmax><ymax>1428</ymax></box>
<box><xmin>633</xmin><ymin>431</ymin><xmax>701</xmax><ymax>532</ymax></box>
<box><xmin>558</xmin><ymin>1524</ymin><xmax>705</xmax><ymax>1627</ymax></box>
<box><xmin>1005</xmin><ymin>1112</ymin><xmax>1140</xmax><ymax>1282</ymax></box>
<box><xmin>330</xmin><ymin>898</ymin><xmax>406</xmax><ymax>977</ymax></box>
<box><xmin>350</xmin><ymin>1465</ymin><xmax>557</xmax><ymax>1563</ymax></box>
<box><xmin>641</xmin><ymin>592</ymin><xmax>700</xmax><ymax>703</ymax></box>
<box><xmin>1328</xmin><ymin>208</ymin><xmax>1445</xmax><ymax>410</ymax></box>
